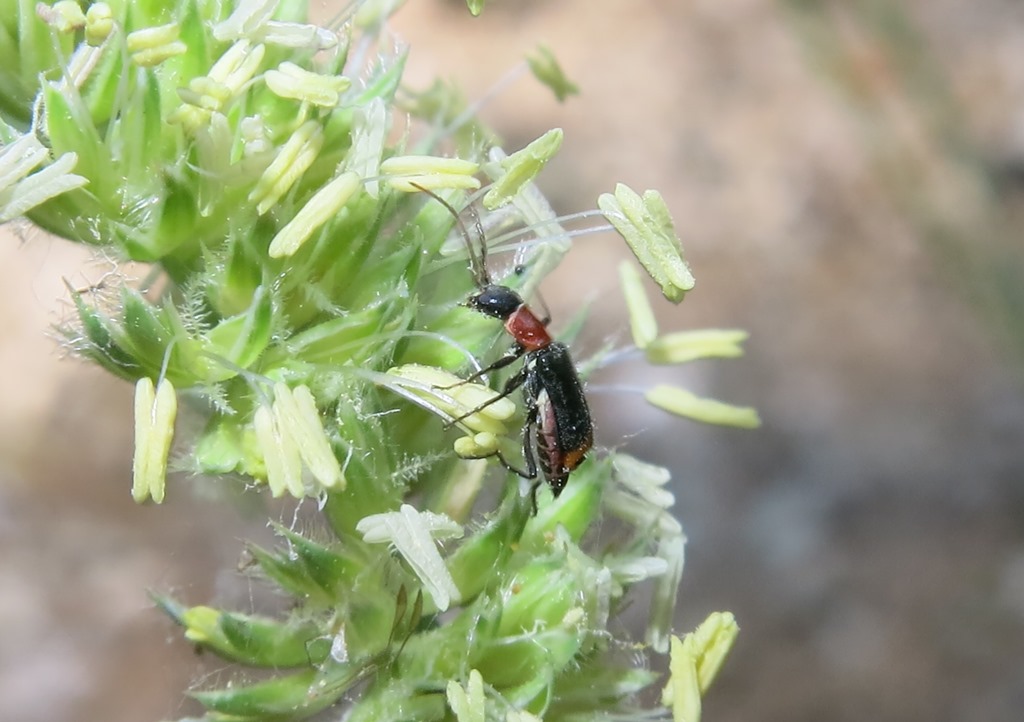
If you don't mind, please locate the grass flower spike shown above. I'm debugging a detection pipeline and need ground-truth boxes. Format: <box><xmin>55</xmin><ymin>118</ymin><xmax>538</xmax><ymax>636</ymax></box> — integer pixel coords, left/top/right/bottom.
<box><xmin>1</xmin><ymin>1</ymin><xmax>755</xmax><ymax>719</ymax></box>
<box><xmin>131</xmin><ymin>376</ymin><xmax>177</xmax><ymax>503</ymax></box>
<box><xmin>483</xmin><ymin>127</ymin><xmax>563</xmax><ymax>210</ymax></box>
<box><xmin>617</xmin><ymin>258</ymin><xmax>762</xmax><ymax>430</ymax></box>
<box><xmin>600</xmin><ymin>183</ymin><xmax>696</xmax><ymax>303</ymax></box>
<box><xmin>663</xmin><ymin>613</ymin><xmax>741</xmax><ymax>722</ymax></box>
<box><xmin>0</xmin><ymin>134</ymin><xmax>86</xmax><ymax>222</ymax></box>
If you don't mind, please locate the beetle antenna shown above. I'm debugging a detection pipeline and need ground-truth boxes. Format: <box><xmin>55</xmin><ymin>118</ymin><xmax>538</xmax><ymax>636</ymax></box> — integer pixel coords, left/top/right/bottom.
<box><xmin>410</xmin><ymin>183</ymin><xmax>490</xmax><ymax>287</ymax></box>
<box><xmin>464</xmin><ymin>200</ymin><xmax>490</xmax><ymax>283</ymax></box>
<box><xmin>514</xmin><ymin>265</ymin><xmax>552</xmax><ymax>324</ymax></box>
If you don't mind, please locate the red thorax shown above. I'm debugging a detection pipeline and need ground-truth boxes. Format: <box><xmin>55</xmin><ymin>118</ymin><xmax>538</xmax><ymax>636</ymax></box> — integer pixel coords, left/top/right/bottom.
<box><xmin>504</xmin><ymin>305</ymin><xmax>552</xmax><ymax>351</ymax></box>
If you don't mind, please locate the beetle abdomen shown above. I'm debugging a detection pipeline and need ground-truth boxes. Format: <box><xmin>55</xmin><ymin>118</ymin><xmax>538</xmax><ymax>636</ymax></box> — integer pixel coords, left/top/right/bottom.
<box><xmin>526</xmin><ymin>343</ymin><xmax>594</xmax><ymax>496</ymax></box>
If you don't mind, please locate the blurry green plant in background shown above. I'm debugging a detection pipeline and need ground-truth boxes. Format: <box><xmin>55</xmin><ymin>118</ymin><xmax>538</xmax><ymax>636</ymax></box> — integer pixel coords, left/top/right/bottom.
<box><xmin>784</xmin><ymin>0</ymin><xmax>1024</xmax><ymax>371</ymax></box>
<box><xmin>0</xmin><ymin>1</ymin><xmax>758</xmax><ymax>719</ymax></box>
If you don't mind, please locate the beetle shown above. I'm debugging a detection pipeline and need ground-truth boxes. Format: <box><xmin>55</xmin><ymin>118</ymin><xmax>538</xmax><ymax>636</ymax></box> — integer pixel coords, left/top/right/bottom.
<box><xmin>413</xmin><ymin>184</ymin><xmax>593</xmax><ymax>511</ymax></box>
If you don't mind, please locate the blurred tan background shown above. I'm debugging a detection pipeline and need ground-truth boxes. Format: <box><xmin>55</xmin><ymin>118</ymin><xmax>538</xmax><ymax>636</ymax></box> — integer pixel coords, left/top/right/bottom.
<box><xmin>3</xmin><ymin>1</ymin><xmax>1024</xmax><ymax>720</ymax></box>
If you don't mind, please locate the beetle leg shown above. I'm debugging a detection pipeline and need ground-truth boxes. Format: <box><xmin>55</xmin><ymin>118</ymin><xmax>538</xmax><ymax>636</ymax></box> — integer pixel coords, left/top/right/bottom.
<box><xmin>491</xmin><ymin>403</ymin><xmax>542</xmax><ymax>515</ymax></box>
<box><xmin>491</xmin><ymin>403</ymin><xmax>538</xmax><ymax>478</ymax></box>
<box><xmin>520</xmin><ymin>406</ymin><xmax>543</xmax><ymax>515</ymax></box>
<box><xmin>442</xmin><ymin>365</ymin><xmax>528</xmax><ymax>429</ymax></box>
<box><xmin>513</xmin><ymin>266</ymin><xmax>553</xmax><ymax>327</ymax></box>
<box><xmin>437</xmin><ymin>344</ymin><xmax>525</xmax><ymax>389</ymax></box>
<box><xmin>493</xmin><ymin>450</ymin><xmax>533</xmax><ymax>479</ymax></box>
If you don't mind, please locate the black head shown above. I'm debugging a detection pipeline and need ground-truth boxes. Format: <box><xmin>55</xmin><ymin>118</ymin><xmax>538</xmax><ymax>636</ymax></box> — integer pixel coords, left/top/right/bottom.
<box><xmin>467</xmin><ymin>284</ymin><xmax>523</xmax><ymax>320</ymax></box>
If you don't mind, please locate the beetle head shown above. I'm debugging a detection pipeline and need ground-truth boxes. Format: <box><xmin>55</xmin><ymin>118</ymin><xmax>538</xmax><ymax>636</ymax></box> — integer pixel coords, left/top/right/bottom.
<box><xmin>467</xmin><ymin>284</ymin><xmax>523</xmax><ymax>320</ymax></box>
